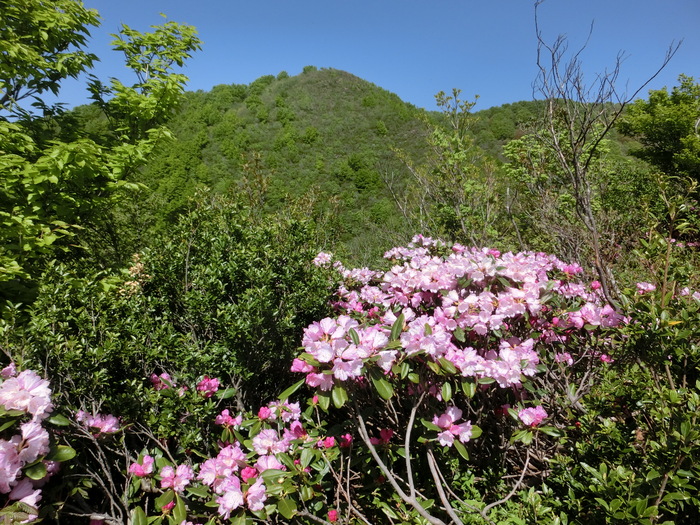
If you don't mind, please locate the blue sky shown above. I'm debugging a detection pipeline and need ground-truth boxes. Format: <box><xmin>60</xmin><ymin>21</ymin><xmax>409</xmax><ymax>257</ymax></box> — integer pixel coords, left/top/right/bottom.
<box><xmin>60</xmin><ymin>0</ymin><xmax>699</xmax><ymax>111</ymax></box>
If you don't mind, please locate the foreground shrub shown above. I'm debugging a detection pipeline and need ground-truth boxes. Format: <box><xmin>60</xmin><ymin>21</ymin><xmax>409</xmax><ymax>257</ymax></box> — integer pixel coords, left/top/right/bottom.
<box><xmin>121</xmin><ymin>235</ymin><xmax>627</xmax><ymax>524</ymax></box>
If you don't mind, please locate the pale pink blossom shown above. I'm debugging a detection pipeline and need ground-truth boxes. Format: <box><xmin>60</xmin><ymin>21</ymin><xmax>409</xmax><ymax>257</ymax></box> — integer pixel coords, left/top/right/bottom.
<box><xmin>518</xmin><ymin>406</ymin><xmax>548</xmax><ymax>427</ymax></box>
<box><xmin>0</xmin><ymin>370</ymin><xmax>53</xmax><ymax>420</ymax></box>
<box><xmin>1</xmin><ymin>363</ymin><xmax>16</xmax><ymax>379</ymax></box>
<box><xmin>245</xmin><ymin>477</ymin><xmax>267</xmax><ymax>511</ymax></box>
<box><xmin>215</xmin><ymin>409</ymin><xmax>242</xmax><ymax>427</ymax></box>
<box><xmin>216</xmin><ymin>476</ymin><xmax>244</xmax><ymax>518</ymax></box>
<box><xmin>636</xmin><ymin>282</ymin><xmax>656</xmax><ymax>294</ymax></box>
<box><xmin>128</xmin><ymin>455</ymin><xmax>154</xmax><ymax>477</ymax></box>
<box><xmin>160</xmin><ymin>464</ymin><xmax>194</xmax><ymax>493</ymax></box>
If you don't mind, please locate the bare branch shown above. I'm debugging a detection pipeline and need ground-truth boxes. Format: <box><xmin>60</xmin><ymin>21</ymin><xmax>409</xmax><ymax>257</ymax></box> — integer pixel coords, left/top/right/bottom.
<box><xmin>355</xmin><ymin>407</ymin><xmax>448</xmax><ymax>525</ymax></box>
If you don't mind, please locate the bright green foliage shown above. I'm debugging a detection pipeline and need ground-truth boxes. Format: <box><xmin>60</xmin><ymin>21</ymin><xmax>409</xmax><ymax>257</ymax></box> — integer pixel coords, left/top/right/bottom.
<box><xmin>0</xmin><ymin>3</ymin><xmax>201</xmax><ymax>304</ymax></box>
<box><xmin>0</xmin><ymin>0</ymin><xmax>99</xmax><ymax>117</ymax></box>
<box><xmin>7</xmin><ymin>193</ymin><xmax>333</xmax><ymax>417</ymax></box>
<box><xmin>619</xmin><ymin>75</ymin><xmax>700</xmax><ymax>181</ymax></box>
<box><xmin>87</xmin><ymin>18</ymin><xmax>201</xmax><ymax>142</ymax></box>
<box><xmin>392</xmin><ymin>89</ymin><xmax>512</xmax><ymax>248</ymax></box>
<box><xmin>114</xmin><ymin>68</ymin><xmax>430</xmax><ymax>266</ymax></box>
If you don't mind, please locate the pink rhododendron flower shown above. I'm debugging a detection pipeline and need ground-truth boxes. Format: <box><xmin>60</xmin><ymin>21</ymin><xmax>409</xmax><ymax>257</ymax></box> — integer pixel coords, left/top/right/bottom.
<box><xmin>291</xmin><ymin>358</ymin><xmax>314</xmax><ymax>373</ymax></box>
<box><xmin>240</xmin><ymin>466</ymin><xmax>258</xmax><ymax>481</ymax></box>
<box><xmin>636</xmin><ymin>282</ymin><xmax>656</xmax><ymax>294</ymax></box>
<box><xmin>216</xmin><ymin>476</ymin><xmax>244</xmax><ymax>518</ymax></box>
<box><xmin>318</xmin><ymin>436</ymin><xmax>336</xmax><ymax>449</ymax></box>
<box><xmin>369</xmin><ymin>428</ymin><xmax>394</xmax><ymax>445</ymax></box>
<box><xmin>0</xmin><ymin>440</ymin><xmax>22</xmax><ymax>492</ymax></box>
<box><xmin>312</xmin><ymin>252</ymin><xmax>333</xmax><ymax>266</ymax></box>
<box><xmin>328</xmin><ymin>509</ymin><xmax>339</xmax><ymax>522</ymax></box>
<box><xmin>8</xmin><ymin>478</ymin><xmax>41</xmax><ymax>522</ymax></box>
<box><xmin>255</xmin><ymin>455</ymin><xmax>285</xmax><ymax>473</ymax></box>
<box><xmin>1</xmin><ymin>363</ymin><xmax>16</xmax><ymax>379</ymax></box>
<box><xmin>215</xmin><ymin>409</ymin><xmax>242</xmax><ymax>427</ymax></box>
<box><xmin>162</xmin><ymin>500</ymin><xmax>175</xmax><ymax>511</ymax></box>
<box><xmin>432</xmin><ymin>406</ymin><xmax>473</xmax><ymax>447</ymax></box>
<box><xmin>160</xmin><ymin>464</ymin><xmax>194</xmax><ymax>493</ymax></box>
<box><xmin>196</xmin><ymin>376</ymin><xmax>219</xmax><ymax>397</ymax></box>
<box><xmin>599</xmin><ymin>354</ymin><xmax>614</xmax><ymax>363</ymax></box>
<box><xmin>257</xmin><ymin>406</ymin><xmax>273</xmax><ymax>420</ymax></box>
<box><xmin>150</xmin><ymin>372</ymin><xmax>173</xmax><ymax>390</ymax></box>
<box><xmin>245</xmin><ymin>477</ymin><xmax>267</xmax><ymax>511</ymax></box>
<box><xmin>0</xmin><ymin>370</ymin><xmax>53</xmax><ymax>420</ymax></box>
<box><xmin>339</xmin><ymin>433</ymin><xmax>353</xmax><ymax>448</ymax></box>
<box><xmin>14</xmin><ymin>420</ymin><xmax>50</xmax><ymax>463</ymax></box>
<box><xmin>269</xmin><ymin>400</ymin><xmax>301</xmax><ymax>422</ymax></box>
<box><xmin>518</xmin><ymin>405</ymin><xmax>548</xmax><ymax>427</ymax></box>
<box><xmin>252</xmin><ymin>429</ymin><xmax>289</xmax><ymax>455</ymax></box>
<box><xmin>76</xmin><ymin>411</ymin><xmax>120</xmax><ymax>436</ymax></box>
<box><xmin>128</xmin><ymin>455</ymin><xmax>154</xmax><ymax>477</ymax></box>
<box><xmin>555</xmin><ymin>352</ymin><xmax>574</xmax><ymax>366</ymax></box>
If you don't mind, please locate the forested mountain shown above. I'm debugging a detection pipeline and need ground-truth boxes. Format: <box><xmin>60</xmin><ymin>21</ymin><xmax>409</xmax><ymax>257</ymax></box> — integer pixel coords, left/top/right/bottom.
<box><xmin>125</xmin><ymin>67</ymin><xmax>436</xmax><ymax>263</ymax></box>
<box><xmin>117</xmin><ymin>68</ymin><xmax>647</xmax><ymax>269</ymax></box>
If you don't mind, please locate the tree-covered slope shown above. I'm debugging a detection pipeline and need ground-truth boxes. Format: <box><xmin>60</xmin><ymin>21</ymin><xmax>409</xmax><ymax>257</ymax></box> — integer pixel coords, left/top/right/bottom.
<box><xmin>128</xmin><ymin>67</ymin><xmax>435</xmax><ymax>263</ymax></box>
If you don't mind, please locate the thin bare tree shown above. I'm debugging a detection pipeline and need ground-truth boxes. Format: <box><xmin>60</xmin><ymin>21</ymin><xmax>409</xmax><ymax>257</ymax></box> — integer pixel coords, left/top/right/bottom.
<box><xmin>532</xmin><ymin>0</ymin><xmax>680</xmax><ymax>303</ymax></box>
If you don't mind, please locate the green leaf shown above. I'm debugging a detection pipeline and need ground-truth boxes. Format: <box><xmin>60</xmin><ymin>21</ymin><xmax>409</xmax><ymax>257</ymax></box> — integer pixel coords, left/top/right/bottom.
<box><xmin>25</xmin><ymin>461</ymin><xmax>47</xmax><ymax>480</ymax></box>
<box><xmin>438</xmin><ymin>357</ymin><xmax>457</xmax><ymax>375</ymax></box>
<box><xmin>317</xmin><ymin>391</ymin><xmax>330</xmax><ymax>412</ymax></box>
<box><xmin>370</xmin><ymin>371</ymin><xmax>394</xmax><ymax>400</ymax></box>
<box><xmin>390</xmin><ymin>313</ymin><xmax>405</xmax><ymax>341</ymax></box>
<box><xmin>186</xmin><ymin>485</ymin><xmax>211</xmax><ymax>499</ymax></box>
<box><xmin>173</xmin><ymin>494</ymin><xmax>187</xmax><ymax>523</ymax></box>
<box><xmin>47</xmin><ymin>414</ymin><xmax>71</xmax><ymax>426</ymax></box>
<box><xmin>453</xmin><ymin>326</ymin><xmax>465</xmax><ymax>342</ymax></box>
<box><xmin>278</xmin><ymin>379</ymin><xmax>305</xmax><ymax>402</ymax></box>
<box><xmin>332</xmin><ymin>384</ymin><xmax>348</xmax><ymax>408</ymax></box>
<box><xmin>538</xmin><ymin>426</ymin><xmax>561</xmax><ymax>437</ymax></box>
<box><xmin>348</xmin><ymin>328</ymin><xmax>360</xmax><ymax>346</ymax></box>
<box><xmin>277</xmin><ymin>498</ymin><xmax>297</xmax><ymax>519</ymax></box>
<box><xmin>453</xmin><ymin>439</ymin><xmax>469</xmax><ymax>460</ymax></box>
<box><xmin>441</xmin><ymin>382</ymin><xmax>452</xmax><ymax>403</ymax></box>
<box><xmin>46</xmin><ymin>445</ymin><xmax>76</xmax><ymax>462</ymax></box>
<box><xmin>421</xmin><ymin>420</ymin><xmax>441</xmax><ymax>431</ymax></box>
<box><xmin>470</xmin><ymin>425</ymin><xmax>482</xmax><ymax>439</ymax></box>
<box><xmin>461</xmin><ymin>379</ymin><xmax>476</xmax><ymax>398</ymax></box>
<box><xmin>132</xmin><ymin>507</ymin><xmax>148</xmax><ymax>525</ymax></box>
<box><xmin>155</xmin><ymin>489</ymin><xmax>175</xmax><ymax>510</ymax></box>
<box><xmin>216</xmin><ymin>387</ymin><xmax>236</xmax><ymax>400</ymax></box>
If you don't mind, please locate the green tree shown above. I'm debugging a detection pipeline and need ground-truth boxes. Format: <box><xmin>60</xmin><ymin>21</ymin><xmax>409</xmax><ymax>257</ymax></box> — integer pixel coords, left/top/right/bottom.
<box><xmin>391</xmin><ymin>89</ymin><xmax>507</xmax><ymax>247</ymax></box>
<box><xmin>0</xmin><ymin>1</ymin><xmax>201</xmax><ymax>304</ymax></box>
<box><xmin>0</xmin><ymin>0</ymin><xmax>98</xmax><ymax>117</ymax></box>
<box><xmin>619</xmin><ymin>74</ymin><xmax>700</xmax><ymax>182</ymax></box>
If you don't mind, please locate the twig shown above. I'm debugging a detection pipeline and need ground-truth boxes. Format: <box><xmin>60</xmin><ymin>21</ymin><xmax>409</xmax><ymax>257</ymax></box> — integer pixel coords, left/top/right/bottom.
<box><xmin>482</xmin><ymin>449</ymin><xmax>531</xmax><ymax>515</ymax></box>
<box><xmin>426</xmin><ymin>447</ymin><xmax>465</xmax><ymax>525</ymax></box>
<box><xmin>355</xmin><ymin>408</ymin><xmax>448</xmax><ymax>525</ymax></box>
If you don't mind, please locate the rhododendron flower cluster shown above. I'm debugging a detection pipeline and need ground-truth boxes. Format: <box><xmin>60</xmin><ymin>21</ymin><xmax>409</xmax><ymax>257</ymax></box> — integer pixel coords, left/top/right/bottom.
<box><xmin>160</xmin><ymin>464</ymin><xmax>195</xmax><ymax>493</ymax></box>
<box><xmin>215</xmin><ymin>409</ymin><xmax>242</xmax><ymax>427</ymax></box>
<box><xmin>0</xmin><ymin>368</ymin><xmax>66</xmax><ymax>518</ymax></box>
<box><xmin>295</xmin><ymin>235</ymin><xmax>623</xmax><ymax>395</ymax></box>
<box><xmin>128</xmin><ymin>455</ymin><xmax>154</xmax><ymax>477</ymax></box>
<box><xmin>76</xmin><ymin>411</ymin><xmax>120</xmax><ymax>436</ymax></box>
<box><xmin>126</xmin><ymin>238</ymin><xmax>630</xmax><ymax>524</ymax></box>
<box><xmin>150</xmin><ymin>372</ymin><xmax>173</xmax><ymax>390</ymax></box>
<box><xmin>518</xmin><ymin>406</ymin><xmax>548</xmax><ymax>427</ymax></box>
<box><xmin>433</xmin><ymin>406</ymin><xmax>473</xmax><ymax>447</ymax></box>
<box><xmin>0</xmin><ymin>370</ymin><xmax>53</xmax><ymax>421</ymax></box>
<box><xmin>196</xmin><ymin>376</ymin><xmax>219</xmax><ymax>398</ymax></box>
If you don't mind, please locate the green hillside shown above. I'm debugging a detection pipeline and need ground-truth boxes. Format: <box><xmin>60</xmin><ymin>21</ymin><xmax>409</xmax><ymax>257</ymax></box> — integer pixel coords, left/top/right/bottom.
<box><xmin>130</xmin><ymin>67</ymin><xmax>437</xmax><ymax>263</ymax></box>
